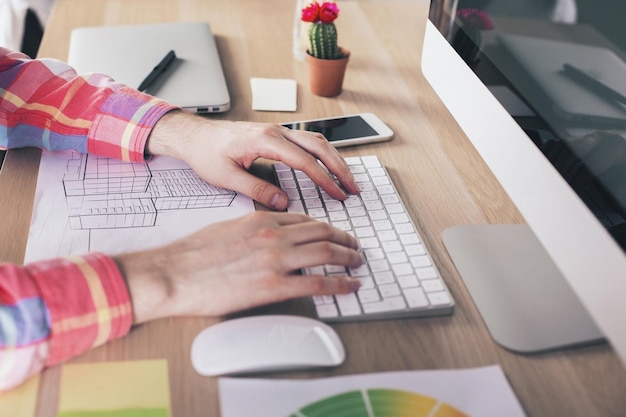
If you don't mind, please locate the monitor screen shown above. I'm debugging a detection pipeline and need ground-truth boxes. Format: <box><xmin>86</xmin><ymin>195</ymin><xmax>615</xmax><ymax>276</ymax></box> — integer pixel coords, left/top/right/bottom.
<box><xmin>423</xmin><ymin>0</ymin><xmax>626</xmax><ymax>365</ymax></box>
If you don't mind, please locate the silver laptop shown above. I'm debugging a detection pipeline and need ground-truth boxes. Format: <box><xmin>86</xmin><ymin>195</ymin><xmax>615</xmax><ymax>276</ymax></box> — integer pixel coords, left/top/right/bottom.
<box><xmin>68</xmin><ymin>22</ymin><xmax>230</xmax><ymax>113</ymax></box>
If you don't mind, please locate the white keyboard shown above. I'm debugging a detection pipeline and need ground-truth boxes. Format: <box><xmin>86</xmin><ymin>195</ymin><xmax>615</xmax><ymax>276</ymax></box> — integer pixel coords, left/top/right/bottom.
<box><xmin>273</xmin><ymin>155</ymin><xmax>454</xmax><ymax>322</ymax></box>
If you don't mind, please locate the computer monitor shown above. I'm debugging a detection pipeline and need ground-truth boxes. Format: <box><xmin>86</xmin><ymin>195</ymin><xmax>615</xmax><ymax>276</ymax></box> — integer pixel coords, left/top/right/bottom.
<box><xmin>422</xmin><ymin>0</ymin><xmax>626</xmax><ymax>365</ymax></box>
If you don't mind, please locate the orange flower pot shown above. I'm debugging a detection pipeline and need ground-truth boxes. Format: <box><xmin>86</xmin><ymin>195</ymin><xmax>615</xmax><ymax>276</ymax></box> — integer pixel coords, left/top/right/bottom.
<box><xmin>305</xmin><ymin>48</ymin><xmax>350</xmax><ymax>97</ymax></box>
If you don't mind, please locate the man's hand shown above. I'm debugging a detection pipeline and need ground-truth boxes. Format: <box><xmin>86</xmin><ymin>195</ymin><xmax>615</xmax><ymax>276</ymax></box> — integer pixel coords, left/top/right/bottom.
<box><xmin>114</xmin><ymin>212</ymin><xmax>363</xmax><ymax>324</ymax></box>
<box><xmin>146</xmin><ymin>111</ymin><xmax>360</xmax><ymax>210</ymax></box>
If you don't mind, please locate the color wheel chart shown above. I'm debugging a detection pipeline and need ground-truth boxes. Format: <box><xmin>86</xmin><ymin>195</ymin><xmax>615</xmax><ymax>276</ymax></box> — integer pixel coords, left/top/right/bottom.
<box><xmin>290</xmin><ymin>389</ymin><xmax>467</xmax><ymax>417</ymax></box>
<box><xmin>219</xmin><ymin>366</ymin><xmax>527</xmax><ymax>417</ymax></box>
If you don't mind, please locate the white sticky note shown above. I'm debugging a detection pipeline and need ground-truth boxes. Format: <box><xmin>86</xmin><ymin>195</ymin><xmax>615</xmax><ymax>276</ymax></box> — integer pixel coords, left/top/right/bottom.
<box><xmin>250</xmin><ymin>77</ymin><xmax>297</xmax><ymax>112</ymax></box>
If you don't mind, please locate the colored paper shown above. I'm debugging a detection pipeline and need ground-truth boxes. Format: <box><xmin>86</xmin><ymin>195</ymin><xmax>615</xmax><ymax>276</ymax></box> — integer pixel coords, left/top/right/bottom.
<box><xmin>57</xmin><ymin>360</ymin><xmax>170</xmax><ymax>417</ymax></box>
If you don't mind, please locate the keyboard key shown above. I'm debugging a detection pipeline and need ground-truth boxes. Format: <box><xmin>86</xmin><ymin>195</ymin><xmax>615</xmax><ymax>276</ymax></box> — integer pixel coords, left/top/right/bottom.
<box><xmin>379</xmin><ymin>283</ymin><xmax>401</xmax><ymax>297</ymax></box>
<box><xmin>316</xmin><ymin>303</ymin><xmax>339</xmax><ymax>318</ymax></box>
<box><xmin>326</xmin><ymin>265</ymin><xmax>347</xmax><ymax>274</ymax></box>
<box><xmin>406</xmin><ymin>244</ymin><xmax>426</xmax><ymax>256</ymax></box>
<box><xmin>422</xmin><ymin>279</ymin><xmax>445</xmax><ymax>292</ymax></box>
<box><xmin>347</xmin><ymin>207</ymin><xmax>366</xmax><ymax>217</ymax></box>
<box><xmin>372</xmin><ymin>176</ymin><xmax>391</xmax><ymax>186</ymax></box>
<box><xmin>410</xmin><ymin>255</ymin><xmax>431</xmax><ymax>268</ymax></box>
<box><xmin>390</xmin><ymin>213</ymin><xmax>410</xmax><ymax>223</ymax></box>
<box><xmin>416</xmin><ymin>267</ymin><xmax>438</xmax><ymax>280</ymax></box>
<box><xmin>280</xmin><ymin>179</ymin><xmax>297</xmax><ymax>189</ymax></box>
<box><xmin>287</xmin><ymin>200</ymin><xmax>305</xmax><ymax>213</ymax></box>
<box><xmin>369</xmin><ymin>209</ymin><xmax>388</xmax><ymax>220</ymax></box>
<box><xmin>373</xmin><ymin>219</ymin><xmax>392</xmax><ymax>230</ymax></box>
<box><xmin>304</xmin><ymin>198</ymin><xmax>323</xmax><ymax>209</ymax></box>
<box><xmin>368</xmin><ymin>167</ymin><xmax>386</xmax><ymax>177</ymax></box>
<box><xmin>364</xmin><ymin>200</ymin><xmax>384</xmax><ymax>211</ymax></box>
<box><xmin>427</xmin><ymin>291</ymin><xmax>452</xmax><ymax>306</ymax></box>
<box><xmin>387</xmin><ymin>252</ymin><xmax>408</xmax><ymax>264</ymax></box>
<box><xmin>336</xmin><ymin>293</ymin><xmax>362</xmax><ymax>316</ymax></box>
<box><xmin>369</xmin><ymin>258</ymin><xmax>390</xmax><ymax>272</ymax></box>
<box><xmin>361</xmin><ymin>191</ymin><xmax>379</xmax><ymax>201</ymax></box>
<box><xmin>355</xmin><ymin>226</ymin><xmax>375</xmax><ymax>238</ymax></box>
<box><xmin>285</xmin><ymin>188</ymin><xmax>301</xmax><ymax>200</ymax></box>
<box><xmin>357</xmin><ymin>182</ymin><xmax>375</xmax><ymax>192</ymax></box>
<box><xmin>276</xmin><ymin>170</ymin><xmax>294</xmax><ymax>180</ymax></box>
<box><xmin>307</xmin><ymin>208</ymin><xmax>327</xmax><ymax>218</ymax></box>
<box><xmin>404</xmin><ymin>287</ymin><xmax>429</xmax><ymax>308</ymax></box>
<box><xmin>359</xmin><ymin>237</ymin><xmax>380</xmax><ymax>249</ymax></box>
<box><xmin>397</xmin><ymin>274</ymin><xmax>420</xmax><ymax>288</ymax></box>
<box><xmin>301</xmin><ymin>189</ymin><xmax>320</xmax><ymax>199</ymax></box>
<box><xmin>378</xmin><ymin>230</ymin><xmax>398</xmax><ymax>242</ymax></box>
<box><xmin>329</xmin><ymin>210</ymin><xmax>348</xmax><ymax>221</ymax></box>
<box><xmin>358</xmin><ymin>288</ymin><xmax>381</xmax><ymax>304</ymax></box>
<box><xmin>364</xmin><ymin>248</ymin><xmax>385</xmax><ymax>260</ymax></box>
<box><xmin>382</xmin><ymin>240</ymin><xmax>403</xmax><ymax>253</ymax></box>
<box><xmin>373</xmin><ymin>270</ymin><xmax>396</xmax><ymax>285</ymax></box>
<box><xmin>361</xmin><ymin>155</ymin><xmax>382</xmax><ymax>168</ymax></box>
<box><xmin>326</xmin><ymin>201</ymin><xmax>344</xmax><ymax>211</ymax></box>
<box><xmin>400</xmin><ymin>233</ymin><xmax>421</xmax><ymax>245</ymax></box>
<box><xmin>333</xmin><ymin>220</ymin><xmax>352</xmax><ymax>231</ymax></box>
<box><xmin>345</xmin><ymin>195</ymin><xmax>363</xmax><ymax>206</ymax></box>
<box><xmin>362</xmin><ymin>297</ymin><xmax>407</xmax><ymax>314</ymax></box>
<box><xmin>349</xmin><ymin>264</ymin><xmax>371</xmax><ymax>277</ymax></box>
<box><xmin>395</xmin><ymin>223</ymin><xmax>415</xmax><ymax>234</ymax></box>
<box><xmin>351</xmin><ymin>217</ymin><xmax>371</xmax><ymax>227</ymax></box>
<box><xmin>358</xmin><ymin>276</ymin><xmax>375</xmax><ymax>289</ymax></box>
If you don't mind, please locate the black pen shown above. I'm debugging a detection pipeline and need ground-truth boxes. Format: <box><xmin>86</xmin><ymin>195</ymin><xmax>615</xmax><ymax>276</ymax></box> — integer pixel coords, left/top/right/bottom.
<box><xmin>138</xmin><ymin>50</ymin><xmax>177</xmax><ymax>92</ymax></box>
<box><xmin>561</xmin><ymin>63</ymin><xmax>626</xmax><ymax>106</ymax></box>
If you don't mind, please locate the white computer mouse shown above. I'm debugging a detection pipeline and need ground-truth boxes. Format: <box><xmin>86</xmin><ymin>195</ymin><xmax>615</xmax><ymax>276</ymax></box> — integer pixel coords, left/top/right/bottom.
<box><xmin>190</xmin><ymin>314</ymin><xmax>345</xmax><ymax>377</ymax></box>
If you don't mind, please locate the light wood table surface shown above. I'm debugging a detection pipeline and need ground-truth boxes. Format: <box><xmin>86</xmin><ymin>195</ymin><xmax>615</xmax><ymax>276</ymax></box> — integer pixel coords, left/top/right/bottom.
<box><xmin>1</xmin><ymin>0</ymin><xmax>625</xmax><ymax>416</ymax></box>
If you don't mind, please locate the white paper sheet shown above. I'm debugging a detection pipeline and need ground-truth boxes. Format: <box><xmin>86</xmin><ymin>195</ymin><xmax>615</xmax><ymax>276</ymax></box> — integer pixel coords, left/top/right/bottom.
<box><xmin>219</xmin><ymin>365</ymin><xmax>527</xmax><ymax>417</ymax></box>
<box><xmin>24</xmin><ymin>150</ymin><xmax>255</xmax><ymax>263</ymax></box>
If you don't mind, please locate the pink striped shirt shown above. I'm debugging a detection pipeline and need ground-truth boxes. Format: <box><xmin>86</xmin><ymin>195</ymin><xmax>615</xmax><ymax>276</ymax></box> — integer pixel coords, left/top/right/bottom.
<box><xmin>0</xmin><ymin>48</ymin><xmax>177</xmax><ymax>391</ymax></box>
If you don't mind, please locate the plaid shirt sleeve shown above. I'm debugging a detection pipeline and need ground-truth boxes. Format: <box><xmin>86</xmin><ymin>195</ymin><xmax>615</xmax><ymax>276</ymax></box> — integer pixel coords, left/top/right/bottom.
<box><xmin>0</xmin><ymin>48</ymin><xmax>178</xmax><ymax>391</ymax></box>
<box><xmin>0</xmin><ymin>254</ymin><xmax>133</xmax><ymax>391</ymax></box>
<box><xmin>0</xmin><ymin>47</ymin><xmax>176</xmax><ymax>161</ymax></box>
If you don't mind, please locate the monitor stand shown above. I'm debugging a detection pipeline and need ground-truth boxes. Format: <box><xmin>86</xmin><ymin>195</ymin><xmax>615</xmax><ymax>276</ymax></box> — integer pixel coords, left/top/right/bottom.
<box><xmin>442</xmin><ymin>224</ymin><xmax>604</xmax><ymax>354</ymax></box>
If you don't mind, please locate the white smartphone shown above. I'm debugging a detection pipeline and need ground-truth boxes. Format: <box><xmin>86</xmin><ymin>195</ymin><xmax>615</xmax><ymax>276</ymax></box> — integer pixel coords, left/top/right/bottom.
<box><xmin>282</xmin><ymin>113</ymin><xmax>393</xmax><ymax>147</ymax></box>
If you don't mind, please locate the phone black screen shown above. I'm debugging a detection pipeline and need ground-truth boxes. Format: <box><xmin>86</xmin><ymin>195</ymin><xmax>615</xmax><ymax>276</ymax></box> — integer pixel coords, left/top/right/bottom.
<box><xmin>282</xmin><ymin>116</ymin><xmax>378</xmax><ymax>142</ymax></box>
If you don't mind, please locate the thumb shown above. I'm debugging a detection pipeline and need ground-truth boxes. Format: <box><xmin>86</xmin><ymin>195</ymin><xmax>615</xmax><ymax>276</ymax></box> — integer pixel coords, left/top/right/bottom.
<box><xmin>228</xmin><ymin>170</ymin><xmax>289</xmax><ymax>211</ymax></box>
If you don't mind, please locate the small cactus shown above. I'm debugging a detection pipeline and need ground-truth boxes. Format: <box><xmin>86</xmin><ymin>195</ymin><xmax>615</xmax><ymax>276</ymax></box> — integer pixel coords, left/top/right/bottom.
<box><xmin>301</xmin><ymin>2</ymin><xmax>344</xmax><ymax>60</ymax></box>
<box><xmin>308</xmin><ymin>22</ymin><xmax>338</xmax><ymax>59</ymax></box>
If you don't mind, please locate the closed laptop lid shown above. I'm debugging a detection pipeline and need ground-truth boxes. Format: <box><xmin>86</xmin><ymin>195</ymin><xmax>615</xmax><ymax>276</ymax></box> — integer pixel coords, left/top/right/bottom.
<box><xmin>68</xmin><ymin>22</ymin><xmax>230</xmax><ymax>113</ymax></box>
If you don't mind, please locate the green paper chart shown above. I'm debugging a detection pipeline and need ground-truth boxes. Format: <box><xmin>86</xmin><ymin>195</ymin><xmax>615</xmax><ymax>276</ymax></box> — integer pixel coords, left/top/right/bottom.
<box><xmin>289</xmin><ymin>389</ymin><xmax>468</xmax><ymax>417</ymax></box>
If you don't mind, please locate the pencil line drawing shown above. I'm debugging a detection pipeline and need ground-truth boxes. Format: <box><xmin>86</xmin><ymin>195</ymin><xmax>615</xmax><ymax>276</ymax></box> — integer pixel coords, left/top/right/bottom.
<box><xmin>62</xmin><ymin>153</ymin><xmax>236</xmax><ymax>230</ymax></box>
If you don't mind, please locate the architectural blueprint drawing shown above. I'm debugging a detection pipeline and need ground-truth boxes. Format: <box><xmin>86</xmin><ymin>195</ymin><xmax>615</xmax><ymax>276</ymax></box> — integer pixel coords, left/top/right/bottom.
<box><xmin>63</xmin><ymin>153</ymin><xmax>236</xmax><ymax>230</ymax></box>
<box><xmin>24</xmin><ymin>150</ymin><xmax>255</xmax><ymax>263</ymax></box>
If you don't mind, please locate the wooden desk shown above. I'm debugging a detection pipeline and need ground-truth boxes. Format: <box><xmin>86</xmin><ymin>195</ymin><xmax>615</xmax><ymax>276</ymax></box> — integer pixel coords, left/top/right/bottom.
<box><xmin>1</xmin><ymin>0</ymin><xmax>625</xmax><ymax>415</ymax></box>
